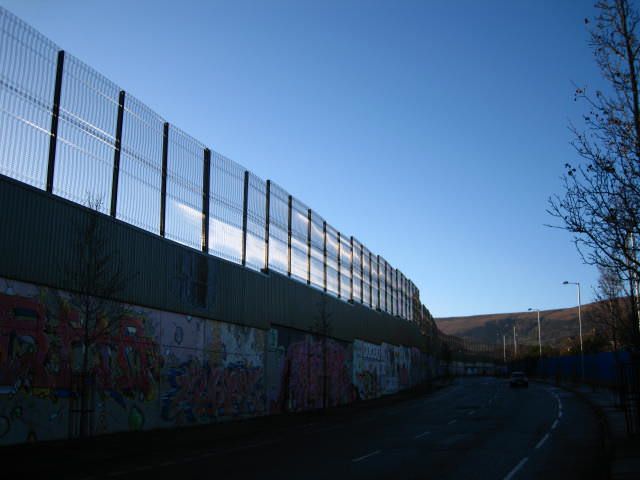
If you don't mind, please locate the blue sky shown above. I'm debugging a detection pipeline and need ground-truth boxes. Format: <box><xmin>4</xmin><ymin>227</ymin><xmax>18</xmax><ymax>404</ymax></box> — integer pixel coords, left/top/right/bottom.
<box><xmin>1</xmin><ymin>0</ymin><xmax>605</xmax><ymax>317</ymax></box>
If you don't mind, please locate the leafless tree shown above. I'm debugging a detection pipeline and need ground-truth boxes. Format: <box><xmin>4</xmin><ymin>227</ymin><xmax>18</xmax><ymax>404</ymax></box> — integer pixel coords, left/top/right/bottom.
<box><xmin>313</xmin><ymin>294</ymin><xmax>333</xmax><ymax>409</ymax></box>
<box><xmin>548</xmin><ymin>0</ymin><xmax>640</xmax><ymax>347</ymax></box>
<box><xmin>64</xmin><ymin>196</ymin><xmax>131</xmax><ymax>437</ymax></box>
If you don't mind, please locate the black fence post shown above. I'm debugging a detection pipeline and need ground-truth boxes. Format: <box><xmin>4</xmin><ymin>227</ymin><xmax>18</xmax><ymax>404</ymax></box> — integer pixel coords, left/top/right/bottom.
<box><xmin>241</xmin><ymin>170</ymin><xmax>249</xmax><ymax>267</ymax></box>
<box><xmin>384</xmin><ymin>261</ymin><xmax>388</xmax><ymax>312</ymax></box>
<box><xmin>349</xmin><ymin>236</ymin><xmax>354</xmax><ymax>302</ymax></box>
<box><xmin>263</xmin><ymin>180</ymin><xmax>271</xmax><ymax>273</ymax></box>
<box><xmin>287</xmin><ymin>195</ymin><xmax>292</xmax><ymax>277</ymax></box>
<box><xmin>160</xmin><ymin>122</ymin><xmax>169</xmax><ymax>237</ymax></box>
<box><xmin>110</xmin><ymin>90</ymin><xmax>126</xmax><ymax>217</ymax></box>
<box><xmin>46</xmin><ymin>50</ymin><xmax>65</xmax><ymax>194</ymax></box>
<box><xmin>377</xmin><ymin>254</ymin><xmax>381</xmax><ymax>310</ymax></box>
<box><xmin>323</xmin><ymin>220</ymin><xmax>327</xmax><ymax>292</ymax></box>
<box><xmin>306</xmin><ymin>209</ymin><xmax>312</xmax><ymax>285</ymax></box>
<box><xmin>337</xmin><ymin>232</ymin><xmax>342</xmax><ymax>299</ymax></box>
<box><xmin>360</xmin><ymin>242</ymin><xmax>364</xmax><ymax>304</ymax></box>
<box><xmin>369</xmin><ymin>251</ymin><xmax>373</xmax><ymax>308</ymax></box>
<box><xmin>201</xmin><ymin>148</ymin><xmax>211</xmax><ymax>253</ymax></box>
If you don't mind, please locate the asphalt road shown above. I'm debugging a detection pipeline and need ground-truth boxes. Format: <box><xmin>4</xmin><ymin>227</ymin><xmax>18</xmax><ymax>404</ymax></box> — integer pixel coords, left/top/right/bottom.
<box><xmin>81</xmin><ymin>377</ymin><xmax>608</xmax><ymax>480</ymax></box>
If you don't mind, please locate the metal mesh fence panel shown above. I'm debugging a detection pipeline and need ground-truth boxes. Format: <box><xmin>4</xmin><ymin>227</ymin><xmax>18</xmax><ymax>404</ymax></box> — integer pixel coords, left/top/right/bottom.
<box><xmin>0</xmin><ymin>6</ymin><xmax>426</xmax><ymax>321</ymax></box>
<box><xmin>389</xmin><ymin>265</ymin><xmax>396</xmax><ymax>316</ymax></box>
<box><xmin>362</xmin><ymin>246</ymin><xmax>371</xmax><ymax>307</ymax></box>
<box><xmin>268</xmin><ymin>181</ymin><xmax>288</xmax><ymax>275</ymax></box>
<box><xmin>291</xmin><ymin>198</ymin><xmax>309</xmax><ymax>283</ymax></box>
<box><xmin>352</xmin><ymin>238</ymin><xmax>362</xmax><ymax>303</ymax></box>
<box><xmin>53</xmin><ymin>54</ymin><xmax>119</xmax><ymax>213</ymax></box>
<box><xmin>325</xmin><ymin>223</ymin><xmax>339</xmax><ymax>296</ymax></box>
<box><xmin>117</xmin><ymin>93</ymin><xmax>164</xmax><ymax>234</ymax></box>
<box><xmin>0</xmin><ymin>9</ymin><xmax>57</xmax><ymax>189</ymax></box>
<box><xmin>246</xmin><ymin>172</ymin><xmax>266</xmax><ymax>271</ymax></box>
<box><xmin>310</xmin><ymin>211</ymin><xmax>324</xmax><ymax>289</ymax></box>
<box><xmin>371</xmin><ymin>254</ymin><xmax>379</xmax><ymax>310</ymax></box>
<box><xmin>339</xmin><ymin>233</ymin><xmax>351</xmax><ymax>300</ymax></box>
<box><xmin>380</xmin><ymin>257</ymin><xmax>389</xmax><ymax>312</ymax></box>
<box><xmin>209</xmin><ymin>151</ymin><xmax>244</xmax><ymax>264</ymax></box>
<box><xmin>165</xmin><ymin>125</ymin><xmax>204</xmax><ymax>250</ymax></box>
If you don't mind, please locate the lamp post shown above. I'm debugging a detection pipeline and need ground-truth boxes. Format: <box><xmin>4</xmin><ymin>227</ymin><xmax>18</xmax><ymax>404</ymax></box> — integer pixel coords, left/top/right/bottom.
<box><xmin>563</xmin><ymin>281</ymin><xmax>584</xmax><ymax>380</ymax></box>
<box><xmin>528</xmin><ymin>308</ymin><xmax>542</xmax><ymax>358</ymax></box>
<box><xmin>513</xmin><ymin>324</ymin><xmax>517</xmax><ymax>358</ymax></box>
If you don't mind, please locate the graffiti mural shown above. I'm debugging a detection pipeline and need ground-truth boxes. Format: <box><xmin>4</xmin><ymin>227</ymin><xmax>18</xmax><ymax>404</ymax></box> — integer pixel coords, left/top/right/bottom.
<box><xmin>0</xmin><ymin>276</ymin><xmax>265</xmax><ymax>445</ymax></box>
<box><xmin>267</xmin><ymin>326</ymin><xmax>354</xmax><ymax>413</ymax></box>
<box><xmin>0</xmin><ymin>275</ymin><xmax>434</xmax><ymax>446</ymax></box>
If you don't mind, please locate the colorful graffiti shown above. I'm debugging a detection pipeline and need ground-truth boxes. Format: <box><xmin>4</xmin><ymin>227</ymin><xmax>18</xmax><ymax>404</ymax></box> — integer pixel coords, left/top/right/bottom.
<box><xmin>267</xmin><ymin>327</ymin><xmax>354</xmax><ymax>413</ymax></box>
<box><xmin>0</xmin><ymin>277</ymin><xmax>265</xmax><ymax>444</ymax></box>
<box><xmin>0</xmin><ymin>276</ymin><xmax>434</xmax><ymax>446</ymax></box>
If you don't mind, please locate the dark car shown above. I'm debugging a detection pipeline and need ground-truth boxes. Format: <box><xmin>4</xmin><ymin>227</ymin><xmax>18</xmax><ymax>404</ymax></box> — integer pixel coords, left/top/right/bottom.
<box><xmin>509</xmin><ymin>371</ymin><xmax>528</xmax><ymax>388</ymax></box>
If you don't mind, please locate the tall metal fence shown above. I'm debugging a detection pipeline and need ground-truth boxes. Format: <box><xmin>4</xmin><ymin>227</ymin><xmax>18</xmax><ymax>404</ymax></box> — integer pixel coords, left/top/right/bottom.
<box><xmin>0</xmin><ymin>7</ymin><xmax>421</xmax><ymax>322</ymax></box>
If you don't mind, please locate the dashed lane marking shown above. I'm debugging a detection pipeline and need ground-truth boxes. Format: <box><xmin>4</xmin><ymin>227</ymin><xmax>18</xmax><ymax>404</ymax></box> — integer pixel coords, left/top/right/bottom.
<box><xmin>414</xmin><ymin>431</ymin><xmax>431</xmax><ymax>439</ymax></box>
<box><xmin>535</xmin><ymin>433</ymin><xmax>550</xmax><ymax>449</ymax></box>
<box><xmin>504</xmin><ymin>457</ymin><xmax>528</xmax><ymax>480</ymax></box>
<box><xmin>352</xmin><ymin>450</ymin><xmax>382</xmax><ymax>463</ymax></box>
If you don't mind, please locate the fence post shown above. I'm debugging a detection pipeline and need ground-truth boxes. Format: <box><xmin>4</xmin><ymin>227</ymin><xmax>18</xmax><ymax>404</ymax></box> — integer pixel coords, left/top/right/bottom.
<box><xmin>323</xmin><ymin>220</ymin><xmax>327</xmax><ymax>292</ymax></box>
<box><xmin>46</xmin><ymin>50</ymin><xmax>65</xmax><ymax>194</ymax></box>
<box><xmin>349</xmin><ymin>236</ymin><xmax>354</xmax><ymax>303</ymax></box>
<box><xmin>360</xmin><ymin>242</ymin><xmax>364</xmax><ymax>304</ymax></box>
<box><xmin>337</xmin><ymin>232</ymin><xmax>341</xmax><ymax>299</ymax></box>
<box><xmin>287</xmin><ymin>195</ymin><xmax>292</xmax><ymax>277</ymax></box>
<box><xmin>377</xmin><ymin>254</ymin><xmax>381</xmax><ymax>311</ymax></box>
<box><xmin>201</xmin><ymin>148</ymin><xmax>211</xmax><ymax>253</ymax></box>
<box><xmin>110</xmin><ymin>90</ymin><xmax>126</xmax><ymax>217</ymax></box>
<box><xmin>160</xmin><ymin>122</ymin><xmax>169</xmax><ymax>237</ymax></box>
<box><xmin>384</xmin><ymin>261</ymin><xmax>388</xmax><ymax>312</ymax></box>
<box><xmin>369</xmin><ymin>251</ymin><xmax>373</xmax><ymax>308</ymax></box>
<box><xmin>241</xmin><ymin>170</ymin><xmax>249</xmax><ymax>267</ymax></box>
<box><xmin>306</xmin><ymin>209</ymin><xmax>312</xmax><ymax>285</ymax></box>
<box><xmin>263</xmin><ymin>180</ymin><xmax>270</xmax><ymax>273</ymax></box>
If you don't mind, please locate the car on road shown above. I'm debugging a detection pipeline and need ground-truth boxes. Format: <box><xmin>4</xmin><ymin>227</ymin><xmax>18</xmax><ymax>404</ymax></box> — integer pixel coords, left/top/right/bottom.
<box><xmin>509</xmin><ymin>371</ymin><xmax>528</xmax><ymax>388</ymax></box>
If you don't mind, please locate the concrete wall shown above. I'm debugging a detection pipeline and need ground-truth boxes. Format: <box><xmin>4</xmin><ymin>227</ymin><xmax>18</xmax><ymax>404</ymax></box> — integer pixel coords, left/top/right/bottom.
<box><xmin>0</xmin><ymin>175</ymin><xmax>436</xmax><ymax>445</ymax></box>
<box><xmin>0</xmin><ymin>276</ymin><xmax>436</xmax><ymax>445</ymax></box>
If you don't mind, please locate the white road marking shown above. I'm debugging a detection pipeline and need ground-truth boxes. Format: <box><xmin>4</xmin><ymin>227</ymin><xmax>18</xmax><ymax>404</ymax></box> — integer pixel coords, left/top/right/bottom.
<box><xmin>414</xmin><ymin>431</ymin><xmax>431</xmax><ymax>439</ymax></box>
<box><xmin>504</xmin><ymin>457</ymin><xmax>528</xmax><ymax>480</ymax></box>
<box><xmin>352</xmin><ymin>450</ymin><xmax>381</xmax><ymax>463</ymax></box>
<box><xmin>552</xmin><ymin>419</ymin><xmax>559</xmax><ymax>430</ymax></box>
<box><xmin>468</xmin><ymin>410</ymin><xmax>476</xmax><ymax>415</ymax></box>
<box><xmin>448</xmin><ymin>419</ymin><xmax>457</xmax><ymax>425</ymax></box>
<box><xmin>535</xmin><ymin>433</ymin><xmax>550</xmax><ymax>449</ymax></box>
<box><xmin>558</xmin><ymin>411</ymin><xmax>563</xmax><ymax>418</ymax></box>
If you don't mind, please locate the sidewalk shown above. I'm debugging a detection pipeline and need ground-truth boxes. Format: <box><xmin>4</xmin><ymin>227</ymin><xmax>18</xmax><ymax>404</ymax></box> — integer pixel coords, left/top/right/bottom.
<box><xmin>546</xmin><ymin>380</ymin><xmax>640</xmax><ymax>480</ymax></box>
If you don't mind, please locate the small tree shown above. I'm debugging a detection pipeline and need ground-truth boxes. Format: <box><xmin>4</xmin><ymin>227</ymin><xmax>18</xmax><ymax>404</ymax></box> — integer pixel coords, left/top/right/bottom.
<box><xmin>65</xmin><ymin>197</ymin><xmax>131</xmax><ymax>437</ymax></box>
<box><xmin>313</xmin><ymin>294</ymin><xmax>333</xmax><ymax>409</ymax></box>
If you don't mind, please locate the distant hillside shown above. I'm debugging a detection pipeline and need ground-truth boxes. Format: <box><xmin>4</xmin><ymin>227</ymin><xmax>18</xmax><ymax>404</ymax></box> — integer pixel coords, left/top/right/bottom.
<box><xmin>435</xmin><ymin>302</ymin><xmax>605</xmax><ymax>348</ymax></box>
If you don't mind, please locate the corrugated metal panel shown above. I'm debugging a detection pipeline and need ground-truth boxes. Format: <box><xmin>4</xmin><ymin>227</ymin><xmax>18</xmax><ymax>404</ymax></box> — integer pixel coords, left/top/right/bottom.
<box><xmin>0</xmin><ymin>174</ymin><xmax>426</xmax><ymax>349</ymax></box>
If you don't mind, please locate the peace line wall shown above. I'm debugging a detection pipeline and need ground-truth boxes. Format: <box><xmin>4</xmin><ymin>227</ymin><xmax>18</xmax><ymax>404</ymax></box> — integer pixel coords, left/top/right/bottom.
<box><xmin>0</xmin><ymin>175</ymin><xmax>435</xmax><ymax>445</ymax></box>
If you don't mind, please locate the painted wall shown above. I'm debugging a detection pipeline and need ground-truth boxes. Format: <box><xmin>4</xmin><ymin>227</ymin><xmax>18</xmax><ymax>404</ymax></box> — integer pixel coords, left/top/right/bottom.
<box><xmin>0</xmin><ymin>276</ymin><xmax>265</xmax><ymax>445</ymax></box>
<box><xmin>0</xmin><ymin>276</ymin><xmax>434</xmax><ymax>445</ymax></box>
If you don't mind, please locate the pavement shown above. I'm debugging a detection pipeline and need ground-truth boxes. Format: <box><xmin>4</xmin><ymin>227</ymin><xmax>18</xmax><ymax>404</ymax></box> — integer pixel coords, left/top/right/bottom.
<box><xmin>540</xmin><ymin>379</ymin><xmax>640</xmax><ymax>480</ymax></box>
<box><xmin>1</xmin><ymin>376</ymin><xmax>610</xmax><ymax>479</ymax></box>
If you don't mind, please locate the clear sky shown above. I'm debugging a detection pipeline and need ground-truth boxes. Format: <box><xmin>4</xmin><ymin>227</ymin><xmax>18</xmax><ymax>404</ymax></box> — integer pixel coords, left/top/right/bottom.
<box><xmin>1</xmin><ymin>0</ymin><xmax>606</xmax><ymax>317</ymax></box>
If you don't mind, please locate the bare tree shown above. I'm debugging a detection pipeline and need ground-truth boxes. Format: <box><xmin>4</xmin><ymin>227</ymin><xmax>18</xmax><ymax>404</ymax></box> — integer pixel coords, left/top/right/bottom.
<box><xmin>313</xmin><ymin>294</ymin><xmax>333</xmax><ymax>410</ymax></box>
<box><xmin>548</xmin><ymin>0</ymin><xmax>640</xmax><ymax>347</ymax></box>
<box><xmin>65</xmin><ymin>197</ymin><xmax>131</xmax><ymax>437</ymax></box>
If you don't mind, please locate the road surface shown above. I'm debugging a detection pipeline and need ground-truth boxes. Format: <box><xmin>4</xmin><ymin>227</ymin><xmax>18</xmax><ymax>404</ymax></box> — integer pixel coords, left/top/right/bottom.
<box><xmin>80</xmin><ymin>377</ymin><xmax>607</xmax><ymax>480</ymax></box>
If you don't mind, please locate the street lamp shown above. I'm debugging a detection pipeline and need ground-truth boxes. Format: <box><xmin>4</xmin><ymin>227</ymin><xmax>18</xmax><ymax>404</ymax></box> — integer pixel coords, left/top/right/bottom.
<box><xmin>528</xmin><ymin>308</ymin><xmax>542</xmax><ymax>358</ymax></box>
<box><xmin>563</xmin><ymin>280</ymin><xmax>584</xmax><ymax>379</ymax></box>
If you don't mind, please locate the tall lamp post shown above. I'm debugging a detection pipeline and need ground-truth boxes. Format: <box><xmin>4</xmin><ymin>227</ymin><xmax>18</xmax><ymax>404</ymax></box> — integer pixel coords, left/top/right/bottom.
<box><xmin>563</xmin><ymin>281</ymin><xmax>584</xmax><ymax>379</ymax></box>
<box><xmin>528</xmin><ymin>308</ymin><xmax>542</xmax><ymax>358</ymax></box>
